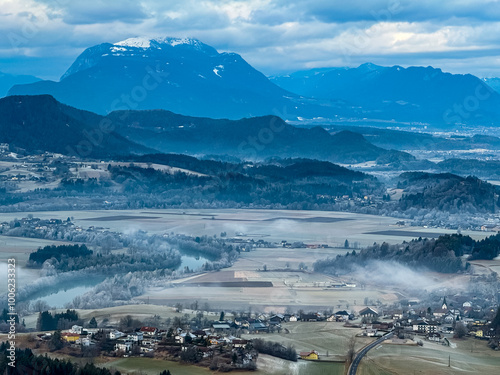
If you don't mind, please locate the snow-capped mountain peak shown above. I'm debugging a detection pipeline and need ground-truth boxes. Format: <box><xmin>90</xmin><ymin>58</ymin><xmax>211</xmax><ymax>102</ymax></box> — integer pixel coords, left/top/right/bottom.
<box><xmin>113</xmin><ymin>36</ymin><xmax>207</xmax><ymax>50</ymax></box>
<box><xmin>114</xmin><ymin>37</ymin><xmax>152</xmax><ymax>49</ymax></box>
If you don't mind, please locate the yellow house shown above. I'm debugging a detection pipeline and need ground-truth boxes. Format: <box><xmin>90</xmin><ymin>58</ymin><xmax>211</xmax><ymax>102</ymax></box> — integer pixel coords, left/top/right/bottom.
<box><xmin>62</xmin><ymin>332</ymin><xmax>80</xmax><ymax>343</ymax></box>
<box><xmin>300</xmin><ymin>351</ymin><xmax>319</xmax><ymax>360</ymax></box>
<box><xmin>475</xmin><ymin>330</ymin><xmax>484</xmax><ymax>338</ymax></box>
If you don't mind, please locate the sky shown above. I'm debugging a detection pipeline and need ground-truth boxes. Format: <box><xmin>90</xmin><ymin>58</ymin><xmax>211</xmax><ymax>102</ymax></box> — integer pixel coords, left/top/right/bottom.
<box><xmin>1</xmin><ymin>0</ymin><xmax>500</xmax><ymax>80</ymax></box>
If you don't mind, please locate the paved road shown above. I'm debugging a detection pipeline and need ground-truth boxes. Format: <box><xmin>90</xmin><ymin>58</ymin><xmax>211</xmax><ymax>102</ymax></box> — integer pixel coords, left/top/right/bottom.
<box><xmin>348</xmin><ymin>331</ymin><xmax>394</xmax><ymax>375</ymax></box>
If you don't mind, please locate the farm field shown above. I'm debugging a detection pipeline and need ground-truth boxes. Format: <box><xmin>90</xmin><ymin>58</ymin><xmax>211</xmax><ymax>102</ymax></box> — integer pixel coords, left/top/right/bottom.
<box><xmin>242</xmin><ymin>321</ymin><xmax>372</xmax><ymax>358</ymax></box>
<box><xmin>0</xmin><ymin>235</ymin><xmax>60</xmax><ymax>293</ymax></box>
<box><xmin>1</xmin><ymin>208</ymin><xmax>490</xmax><ymax>314</ymax></box>
<box><xmin>140</xmin><ymin>243</ymin><xmax>476</xmax><ymax>312</ymax></box>
<box><xmin>102</xmin><ymin>357</ymin><xmax>211</xmax><ymax>375</ymax></box>
<box><xmin>20</xmin><ymin>303</ymin><xmax>223</xmax><ymax>330</ymax></box>
<box><xmin>256</xmin><ymin>354</ymin><xmax>344</xmax><ymax>375</ymax></box>
<box><xmin>0</xmin><ymin>209</ymin><xmax>488</xmax><ymax>248</ymax></box>
<box><xmin>101</xmin><ymin>355</ymin><xmax>345</xmax><ymax>375</ymax></box>
<box><xmin>358</xmin><ymin>337</ymin><xmax>500</xmax><ymax>375</ymax></box>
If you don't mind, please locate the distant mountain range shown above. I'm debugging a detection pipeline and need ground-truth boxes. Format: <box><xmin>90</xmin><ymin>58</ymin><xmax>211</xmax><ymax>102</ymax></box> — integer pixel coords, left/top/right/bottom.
<box><xmin>0</xmin><ymin>71</ymin><xmax>40</xmax><ymax>97</ymax></box>
<box><xmin>270</xmin><ymin>64</ymin><xmax>500</xmax><ymax>126</ymax></box>
<box><xmin>8</xmin><ymin>37</ymin><xmax>500</xmax><ymax>128</ymax></box>
<box><xmin>0</xmin><ymin>94</ymin><xmax>411</xmax><ymax>164</ymax></box>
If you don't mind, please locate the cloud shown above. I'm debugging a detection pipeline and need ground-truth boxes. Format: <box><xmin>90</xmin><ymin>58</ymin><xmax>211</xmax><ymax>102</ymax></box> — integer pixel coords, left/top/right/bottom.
<box><xmin>37</xmin><ymin>0</ymin><xmax>150</xmax><ymax>25</ymax></box>
<box><xmin>1</xmin><ymin>0</ymin><xmax>500</xmax><ymax>79</ymax></box>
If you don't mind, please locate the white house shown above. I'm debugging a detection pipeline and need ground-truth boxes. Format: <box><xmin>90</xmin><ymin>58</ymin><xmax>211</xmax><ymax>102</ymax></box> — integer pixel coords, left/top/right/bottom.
<box><xmin>127</xmin><ymin>332</ymin><xmax>144</xmax><ymax>342</ymax></box>
<box><xmin>77</xmin><ymin>337</ymin><xmax>92</xmax><ymax>346</ymax></box>
<box><xmin>115</xmin><ymin>341</ymin><xmax>133</xmax><ymax>352</ymax></box>
<box><xmin>108</xmin><ymin>330</ymin><xmax>125</xmax><ymax>340</ymax></box>
<box><xmin>70</xmin><ymin>325</ymin><xmax>84</xmax><ymax>334</ymax></box>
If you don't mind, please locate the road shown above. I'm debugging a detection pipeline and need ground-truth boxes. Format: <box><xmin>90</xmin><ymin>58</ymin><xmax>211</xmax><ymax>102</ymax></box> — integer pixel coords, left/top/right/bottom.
<box><xmin>348</xmin><ymin>331</ymin><xmax>394</xmax><ymax>375</ymax></box>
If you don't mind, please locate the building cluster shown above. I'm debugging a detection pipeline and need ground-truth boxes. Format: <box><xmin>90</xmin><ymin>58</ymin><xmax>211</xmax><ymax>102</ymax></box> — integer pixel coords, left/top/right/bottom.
<box><xmin>382</xmin><ymin>297</ymin><xmax>498</xmax><ymax>344</ymax></box>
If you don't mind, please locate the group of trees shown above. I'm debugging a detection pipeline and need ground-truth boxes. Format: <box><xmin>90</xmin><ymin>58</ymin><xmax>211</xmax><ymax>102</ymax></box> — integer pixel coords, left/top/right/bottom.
<box><xmin>0</xmin><ymin>345</ymin><xmax>116</xmax><ymax>375</ymax></box>
<box><xmin>398</xmin><ymin>173</ymin><xmax>500</xmax><ymax>214</ymax></box>
<box><xmin>315</xmin><ymin>233</ymin><xmax>500</xmax><ymax>277</ymax></box>
<box><xmin>314</xmin><ymin>234</ymin><xmax>475</xmax><ymax>275</ymax></box>
<box><xmin>251</xmin><ymin>339</ymin><xmax>297</xmax><ymax>362</ymax></box>
<box><xmin>0</xmin><ymin>344</ymin><xmax>173</xmax><ymax>375</ymax></box>
<box><xmin>468</xmin><ymin>233</ymin><xmax>500</xmax><ymax>260</ymax></box>
<box><xmin>28</xmin><ymin>244</ymin><xmax>92</xmax><ymax>266</ymax></box>
<box><xmin>36</xmin><ymin>309</ymin><xmax>80</xmax><ymax>331</ymax></box>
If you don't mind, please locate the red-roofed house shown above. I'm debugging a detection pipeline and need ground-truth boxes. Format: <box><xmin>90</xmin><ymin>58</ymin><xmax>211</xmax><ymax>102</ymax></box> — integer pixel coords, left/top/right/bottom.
<box><xmin>140</xmin><ymin>326</ymin><xmax>158</xmax><ymax>336</ymax></box>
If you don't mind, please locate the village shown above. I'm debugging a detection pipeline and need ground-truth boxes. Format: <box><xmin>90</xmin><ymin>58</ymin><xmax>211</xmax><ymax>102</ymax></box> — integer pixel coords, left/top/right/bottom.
<box><xmin>19</xmin><ymin>290</ymin><xmax>498</xmax><ymax>373</ymax></box>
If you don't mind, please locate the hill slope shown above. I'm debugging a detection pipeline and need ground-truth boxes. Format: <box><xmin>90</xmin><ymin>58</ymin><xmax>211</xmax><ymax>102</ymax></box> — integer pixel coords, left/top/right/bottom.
<box><xmin>0</xmin><ymin>95</ymin><xmax>150</xmax><ymax>157</ymax></box>
<box><xmin>108</xmin><ymin>109</ymin><xmax>408</xmax><ymax>163</ymax></box>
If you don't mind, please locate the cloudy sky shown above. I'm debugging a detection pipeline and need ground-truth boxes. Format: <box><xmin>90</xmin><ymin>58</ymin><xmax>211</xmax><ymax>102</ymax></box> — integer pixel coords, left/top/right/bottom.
<box><xmin>1</xmin><ymin>0</ymin><xmax>500</xmax><ymax>80</ymax></box>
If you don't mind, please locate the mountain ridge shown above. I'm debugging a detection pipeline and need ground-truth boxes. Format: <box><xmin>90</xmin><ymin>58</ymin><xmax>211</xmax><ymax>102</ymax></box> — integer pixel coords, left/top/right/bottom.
<box><xmin>0</xmin><ymin>94</ymin><xmax>410</xmax><ymax>164</ymax></box>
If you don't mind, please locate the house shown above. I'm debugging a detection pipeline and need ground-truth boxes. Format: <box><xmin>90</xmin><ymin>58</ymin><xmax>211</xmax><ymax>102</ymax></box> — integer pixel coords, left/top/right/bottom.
<box><xmin>359</xmin><ymin>307</ymin><xmax>379</xmax><ymax>318</ymax></box>
<box><xmin>140</xmin><ymin>326</ymin><xmax>158</xmax><ymax>336</ymax></box>
<box><xmin>77</xmin><ymin>337</ymin><xmax>92</xmax><ymax>346</ymax></box>
<box><xmin>334</xmin><ymin>310</ymin><xmax>350</xmax><ymax>321</ymax></box>
<box><xmin>300</xmin><ymin>351</ymin><xmax>319</xmax><ymax>360</ymax></box>
<box><xmin>364</xmin><ymin>328</ymin><xmax>378</xmax><ymax>337</ymax></box>
<box><xmin>433</xmin><ymin>308</ymin><xmax>448</xmax><ymax>318</ymax></box>
<box><xmin>115</xmin><ymin>341</ymin><xmax>133</xmax><ymax>352</ymax></box>
<box><xmin>413</xmin><ymin>321</ymin><xmax>429</xmax><ymax>333</ymax></box>
<box><xmin>234</xmin><ymin>317</ymin><xmax>249</xmax><ymax>327</ymax></box>
<box><xmin>443</xmin><ymin>310</ymin><xmax>461</xmax><ymax>324</ymax></box>
<box><xmin>61</xmin><ymin>332</ymin><xmax>80</xmax><ymax>343</ymax></box>
<box><xmin>232</xmin><ymin>339</ymin><xmax>249</xmax><ymax>348</ymax></box>
<box><xmin>474</xmin><ymin>329</ymin><xmax>494</xmax><ymax>339</ymax></box>
<box><xmin>127</xmin><ymin>332</ymin><xmax>143</xmax><ymax>342</ymax></box>
<box><xmin>481</xmin><ymin>224</ymin><xmax>500</xmax><ymax>232</ymax></box>
<box><xmin>270</xmin><ymin>314</ymin><xmax>285</xmax><ymax>323</ymax></box>
<box><xmin>301</xmin><ymin>313</ymin><xmax>321</xmax><ymax>322</ymax></box>
<box><xmin>287</xmin><ymin>315</ymin><xmax>298</xmax><ymax>322</ymax></box>
<box><xmin>212</xmin><ymin>323</ymin><xmax>231</xmax><ymax>332</ymax></box>
<box><xmin>192</xmin><ymin>330</ymin><xmax>207</xmax><ymax>339</ymax></box>
<box><xmin>427</xmin><ymin>333</ymin><xmax>441</xmax><ymax>342</ymax></box>
<box><xmin>70</xmin><ymin>325</ymin><xmax>84</xmax><ymax>334</ymax></box>
<box><xmin>108</xmin><ymin>330</ymin><xmax>125</xmax><ymax>340</ymax></box>
<box><xmin>392</xmin><ymin>310</ymin><xmax>404</xmax><ymax>320</ymax></box>
<box><xmin>249</xmin><ymin>322</ymin><xmax>269</xmax><ymax>333</ymax></box>
<box><xmin>175</xmin><ymin>332</ymin><xmax>196</xmax><ymax>344</ymax></box>
<box><xmin>372</xmin><ymin>322</ymin><xmax>394</xmax><ymax>331</ymax></box>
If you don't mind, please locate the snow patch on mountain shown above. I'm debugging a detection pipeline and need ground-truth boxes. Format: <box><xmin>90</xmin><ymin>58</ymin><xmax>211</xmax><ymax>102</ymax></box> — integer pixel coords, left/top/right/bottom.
<box><xmin>114</xmin><ymin>37</ymin><xmax>206</xmax><ymax>50</ymax></box>
<box><xmin>213</xmin><ymin>65</ymin><xmax>224</xmax><ymax>77</ymax></box>
<box><xmin>115</xmin><ymin>37</ymin><xmax>151</xmax><ymax>49</ymax></box>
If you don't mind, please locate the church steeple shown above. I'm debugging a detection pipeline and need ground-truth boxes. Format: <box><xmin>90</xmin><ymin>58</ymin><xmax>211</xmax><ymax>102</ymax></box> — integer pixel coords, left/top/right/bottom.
<box><xmin>442</xmin><ymin>296</ymin><xmax>448</xmax><ymax>310</ymax></box>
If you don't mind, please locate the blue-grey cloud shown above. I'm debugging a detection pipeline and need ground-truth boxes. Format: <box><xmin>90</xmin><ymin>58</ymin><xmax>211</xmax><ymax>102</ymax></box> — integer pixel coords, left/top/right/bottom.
<box><xmin>268</xmin><ymin>0</ymin><xmax>500</xmax><ymax>24</ymax></box>
<box><xmin>37</xmin><ymin>0</ymin><xmax>150</xmax><ymax>25</ymax></box>
<box><xmin>0</xmin><ymin>0</ymin><xmax>499</xmax><ymax>80</ymax></box>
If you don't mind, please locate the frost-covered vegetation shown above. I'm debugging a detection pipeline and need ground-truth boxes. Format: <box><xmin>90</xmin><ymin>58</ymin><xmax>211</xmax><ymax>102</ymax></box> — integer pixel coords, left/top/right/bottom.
<box><xmin>314</xmin><ymin>233</ymin><xmax>500</xmax><ymax>275</ymax></box>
